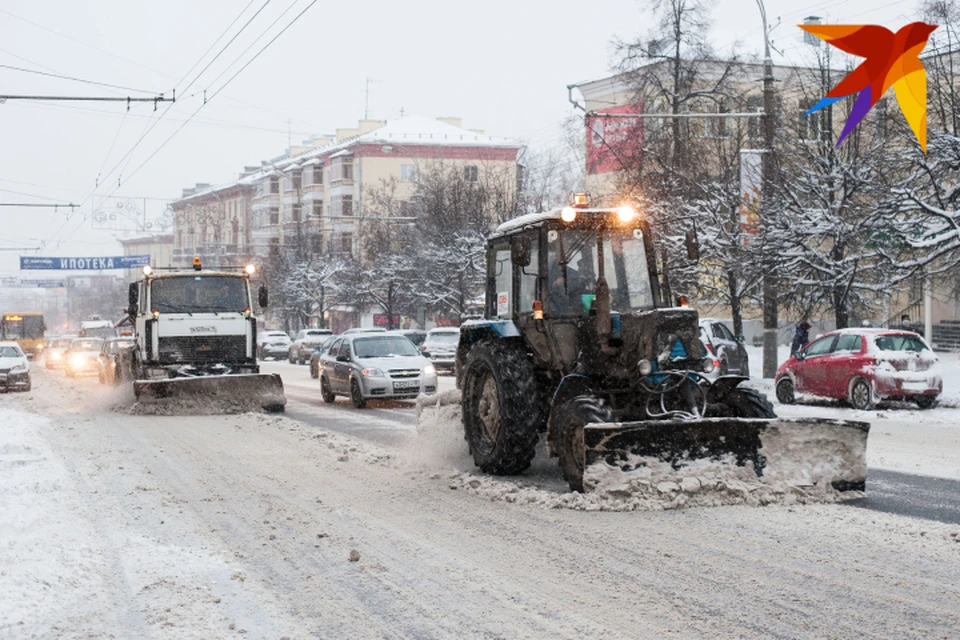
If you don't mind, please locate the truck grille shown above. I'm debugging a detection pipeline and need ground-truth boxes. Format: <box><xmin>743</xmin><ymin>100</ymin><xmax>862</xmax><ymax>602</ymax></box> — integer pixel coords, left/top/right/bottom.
<box><xmin>158</xmin><ymin>335</ymin><xmax>247</xmax><ymax>364</ymax></box>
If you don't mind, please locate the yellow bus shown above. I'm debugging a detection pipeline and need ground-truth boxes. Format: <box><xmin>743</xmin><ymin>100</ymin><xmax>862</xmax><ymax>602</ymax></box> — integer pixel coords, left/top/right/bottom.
<box><xmin>1</xmin><ymin>312</ymin><xmax>47</xmax><ymax>359</ymax></box>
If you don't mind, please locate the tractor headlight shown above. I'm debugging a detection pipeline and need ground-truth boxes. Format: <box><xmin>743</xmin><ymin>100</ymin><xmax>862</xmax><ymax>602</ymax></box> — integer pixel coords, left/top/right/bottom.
<box><xmin>423</xmin><ymin>364</ymin><xmax>436</xmax><ymax>376</ymax></box>
<box><xmin>617</xmin><ymin>205</ymin><xmax>637</xmax><ymax>223</ymax></box>
<box><xmin>637</xmin><ymin>359</ymin><xmax>653</xmax><ymax>376</ymax></box>
<box><xmin>361</xmin><ymin>367</ymin><xmax>385</xmax><ymax>377</ymax></box>
<box><xmin>701</xmin><ymin>357</ymin><xmax>716</xmax><ymax>374</ymax></box>
<box><xmin>560</xmin><ymin>206</ymin><xmax>578</xmax><ymax>222</ymax></box>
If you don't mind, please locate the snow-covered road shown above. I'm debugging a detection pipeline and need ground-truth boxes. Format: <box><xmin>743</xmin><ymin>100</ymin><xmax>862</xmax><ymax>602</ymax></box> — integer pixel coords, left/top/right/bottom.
<box><xmin>2</xmin><ymin>364</ymin><xmax>959</xmax><ymax>638</ymax></box>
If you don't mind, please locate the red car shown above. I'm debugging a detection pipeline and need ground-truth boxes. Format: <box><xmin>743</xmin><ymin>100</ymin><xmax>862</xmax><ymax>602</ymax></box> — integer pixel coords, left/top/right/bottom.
<box><xmin>775</xmin><ymin>328</ymin><xmax>942</xmax><ymax>410</ymax></box>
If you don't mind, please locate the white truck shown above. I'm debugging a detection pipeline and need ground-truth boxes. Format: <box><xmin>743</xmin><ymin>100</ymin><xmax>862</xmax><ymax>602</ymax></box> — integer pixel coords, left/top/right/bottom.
<box><xmin>126</xmin><ymin>259</ymin><xmax>286</xmax><ymax>412</ymax></box>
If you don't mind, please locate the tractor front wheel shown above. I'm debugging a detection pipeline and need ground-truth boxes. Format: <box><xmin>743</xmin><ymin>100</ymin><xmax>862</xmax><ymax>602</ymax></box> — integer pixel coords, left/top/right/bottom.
<box><xmin>461</xmin><ymin>341</ymin><xmax>541</xmax><ymax>475</ymax></box>
<box><xmin>555</xmin><ymin>395</ymin><xmax>612</xmax><ymax>492</ymax></box>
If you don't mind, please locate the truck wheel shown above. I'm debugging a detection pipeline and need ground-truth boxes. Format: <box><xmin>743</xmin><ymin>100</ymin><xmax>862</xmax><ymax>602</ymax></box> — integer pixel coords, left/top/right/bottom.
<box><xmin>775</xmin><ymin>377</ymin><xmax>795</xmax><ymax>404</ymax></box>
<box><xmin>320</xmin><ymin>376</ymin><xmax>336</xmax><ymax>403</ymax></box>
<box><xmin>555</xmin><ymin>395</ymin><xmax>612</xmax><ymax>492</ymax></box>
<box><xmin>460</xmin><ymin>341</ymin><xmax>541</xmax><ymax>475</ymax></box>
<box><xmin>716</xmin><ymin>387</ymin><xmax>776</xmax><ymax>418</ymax></box>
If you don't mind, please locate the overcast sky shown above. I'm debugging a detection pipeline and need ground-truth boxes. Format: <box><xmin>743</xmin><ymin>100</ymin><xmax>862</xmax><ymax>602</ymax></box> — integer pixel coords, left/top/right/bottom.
<box><xmin>0</xmin><ymin>0</ymin><xmax>920</xmax><ymax>277</ymax></box>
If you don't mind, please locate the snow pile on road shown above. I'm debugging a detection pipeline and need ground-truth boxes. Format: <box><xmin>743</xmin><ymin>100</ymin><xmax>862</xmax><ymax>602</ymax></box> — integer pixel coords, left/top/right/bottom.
<box><xmin>120</xmin><ymin>395</ymin><xmax>268</xmax><ymax>416</ymax></box>
<box><xmin>409</xmin><ymin>390</ymin><xmax>861</xmax><ymax>511</ymax></box>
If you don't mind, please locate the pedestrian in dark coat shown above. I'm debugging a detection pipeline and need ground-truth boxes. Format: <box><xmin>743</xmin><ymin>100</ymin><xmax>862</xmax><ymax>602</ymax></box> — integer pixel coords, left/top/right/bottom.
<box><xmin>791</xmin><ymin>321</ymin><xmax>812</xmax><ymax>356</ymax></box>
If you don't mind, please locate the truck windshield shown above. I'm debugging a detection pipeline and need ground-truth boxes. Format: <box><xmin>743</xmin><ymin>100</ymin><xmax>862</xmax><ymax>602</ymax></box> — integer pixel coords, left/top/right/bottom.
<box><xmin>547</xmin><ymin>224</ymin><xmax>655</xmax><ymax>315</ymax></box>
<box><xmin>151</xmin><ymin>276</ymin><xmax>250</xmax><ymax>313</ymax></box>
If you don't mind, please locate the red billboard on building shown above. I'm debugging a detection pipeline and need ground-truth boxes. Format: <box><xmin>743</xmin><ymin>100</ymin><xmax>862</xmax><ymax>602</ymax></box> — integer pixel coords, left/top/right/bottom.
<box><xmin>586</xmin><ymin>103</ymin><xmax>644</xmax><ymax>175</ymax></box>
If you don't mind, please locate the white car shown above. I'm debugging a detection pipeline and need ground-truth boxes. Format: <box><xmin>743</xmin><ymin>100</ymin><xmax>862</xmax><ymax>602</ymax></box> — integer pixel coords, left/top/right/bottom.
<box><xmin>257</xmin><ymin>331</ymin><xmax>292</xmax><ymax>360</ymax></box>
<box><xmin>0</xmin><ymin>341</ymin><xmax>31</xmax><ymax>392</ymax></box>
<box><xmin>289</xmin><ymin>328</ymin><xmax>334</xmax><ymax>364</ymax></box>
<box><xmin>421</xmin><ymin>327</ymin><xmax>460</xmax><ymax>373</ymax></box>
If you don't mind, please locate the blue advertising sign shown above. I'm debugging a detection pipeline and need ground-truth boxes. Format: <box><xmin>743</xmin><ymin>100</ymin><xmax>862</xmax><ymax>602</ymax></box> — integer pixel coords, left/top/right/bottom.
<box><xmin>20</xmin><ymin>279</ymin><xmax>65</xmax><ymax>288</ymax></box>
<box><xmin>20</xmin><ymin>255</ymin><xmax>151</xmax><ymax>270</ymax></box>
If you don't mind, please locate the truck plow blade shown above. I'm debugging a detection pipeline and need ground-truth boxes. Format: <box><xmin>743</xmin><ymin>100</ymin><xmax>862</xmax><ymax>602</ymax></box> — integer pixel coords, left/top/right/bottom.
<box><xmin>583</xmin><ymin>418</ymin><xmax>869</xmax><ymax>504</ymax></box>
<box><xmin>134</xmin><ymin>373</ymin><xmax>286</xmax><ymax>413</ymax></box>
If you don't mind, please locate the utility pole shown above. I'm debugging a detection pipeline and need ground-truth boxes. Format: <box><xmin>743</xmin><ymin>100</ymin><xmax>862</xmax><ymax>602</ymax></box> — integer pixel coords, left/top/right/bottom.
<box><xmin>758</xmin><ymin>0</ymin><xmax>779</xmax><ymax>379</ymax></box>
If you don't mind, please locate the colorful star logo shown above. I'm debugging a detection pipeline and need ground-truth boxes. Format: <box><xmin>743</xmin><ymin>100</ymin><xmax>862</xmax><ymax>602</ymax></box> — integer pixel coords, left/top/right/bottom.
<box><xmin>800</xmin><ymin>22</ymin><xmax>938</xmax><ymax>151</ymax></box>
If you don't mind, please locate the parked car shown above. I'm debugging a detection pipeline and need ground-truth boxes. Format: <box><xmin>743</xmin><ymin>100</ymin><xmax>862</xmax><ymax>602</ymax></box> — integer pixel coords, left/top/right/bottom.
<box><xmin>257</xmin><ymin>331</ymin><xmax>292</xmax><ymax>360</ymax></box>
<box><xmin>309</xmin><ymin>335</ymin><xmax>339</xmax><ymax>379</ymax></box>
<box><xmin>45</xmin><ymin>335</ymin><xmax>78</xmax><ymax>370</ymax></box>
<box><xmin>775</xmin><ymin>328</ymin><xmax>942</xmax><ymax>410</ymax></box>
<box><xmin>318</xmin><ymin>333</ymin><xmax>437</xmax><ymax>408</ymax></box>
<box><xmin>698</xmin><ymin>319</ymin><xmax>749</xmax><ymax>378</ymax></box>
<box><xmin>385</xmin><ymin>329</ymin><xmax>427</xmax><ymax>348</ymax></box>
<box><xmin>289</xmin><ymin>328</ymin><xmax>334</xmax><ymax>364</ymax></box>
<box><xmin>64</xmin><ymin>338</ymin><xmax>105</xmax><ymax>377</ymax></box>
<box><xmin>97</xmin><ymin>336</ymin><xmax>135</xmax><ymax>385</ymax></box>
<box><xmin>0</xmin><ymin>341</ymin><xmax>31</xmax><ymax>392</ymax></box>
<box><xmin>421</xmin><ymin>327</ymin><xmax>460</xmax><ymax>373</ymax></box>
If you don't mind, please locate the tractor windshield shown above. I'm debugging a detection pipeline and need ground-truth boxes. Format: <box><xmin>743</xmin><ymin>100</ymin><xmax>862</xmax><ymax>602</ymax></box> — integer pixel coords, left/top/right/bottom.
<box><xmin>547</xmin><ymin>224</ymin><xmax>655</xmax><ymax>315</ymax></box>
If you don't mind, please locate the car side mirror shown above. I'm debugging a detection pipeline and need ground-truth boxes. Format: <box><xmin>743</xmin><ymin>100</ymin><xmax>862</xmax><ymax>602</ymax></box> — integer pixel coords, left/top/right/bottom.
<box><xmin>258</xmin><ymin>284</ymin><xmax>268</xmax><ymax>309</ymax></box>
<box><xmin>128</xmin><ymin>283</ymin><xmax>139</xmax><ymax>316</ymax></box>
<box><xmin>795</xmin><ymin>351</ymin><xmax>805</xmax><ymax>361</ymax></box>
<box><xmin>421</xmin><ymin>350</ymin><xmax>431</xmax><ymax>357</ymax></box>
<box><xmin>736</xmin><ymin>335</ymin><xmax>745</xmax><ymax>343</ymax></box>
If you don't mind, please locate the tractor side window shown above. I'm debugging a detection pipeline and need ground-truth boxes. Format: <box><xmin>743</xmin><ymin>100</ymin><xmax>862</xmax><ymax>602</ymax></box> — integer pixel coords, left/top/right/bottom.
<box><xmin>491</xmin><ymin>244</ymin><xmax>512</xmax><ymax>317</ymax></box>
<box><xmin>517</xmin><ymin>240</ymin><xmax>539</xmax><ymax>313</ymax></box>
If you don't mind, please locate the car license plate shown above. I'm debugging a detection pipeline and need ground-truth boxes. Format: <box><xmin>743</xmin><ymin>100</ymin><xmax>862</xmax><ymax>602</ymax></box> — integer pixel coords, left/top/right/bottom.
<box><xmin>393</xmin><ymin>380</ymin><xmax>419</xmax><ymax>390</ymax></box>
<box><xmin>902</xmin><ymin>380</ymin><xmax>928</xmax><ymax>391</ymax></box>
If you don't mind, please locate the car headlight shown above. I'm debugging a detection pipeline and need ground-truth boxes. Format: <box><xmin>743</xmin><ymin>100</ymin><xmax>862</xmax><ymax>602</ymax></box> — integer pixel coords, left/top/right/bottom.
<box><xmin>70</xmin><ymin>354</ymin><xmax>85</xmax><ymax>367</ymax></box>
<box><xmin>50</xmin><ymin>352</ymin><xmax>61</xmax><ymax>360</ymax></box>
<box><xmin>423</xmin><ymin>364</ymin><xmax>436</xmax><ymax>376</ymax></box>
<box><xmin>10</xmin><ymin>364</ymin><xmax>28</xmax><ymax>374</ymax></box>
<box><xmin>361</xmin><ymin>367</ymin><xmax>385</xmax><ymax>377</ymax></box>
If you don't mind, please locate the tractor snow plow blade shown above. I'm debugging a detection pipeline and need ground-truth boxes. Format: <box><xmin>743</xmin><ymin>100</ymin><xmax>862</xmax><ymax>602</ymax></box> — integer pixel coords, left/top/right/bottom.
<box><xmin>582</xmin><ymin>418</ymin><xmax>869</xmax><ymax>505</ymax></box>
<box><xmin>134</xmin><ymin>373</ymin><xmax>286</xmax><ymax>413</ymax></box>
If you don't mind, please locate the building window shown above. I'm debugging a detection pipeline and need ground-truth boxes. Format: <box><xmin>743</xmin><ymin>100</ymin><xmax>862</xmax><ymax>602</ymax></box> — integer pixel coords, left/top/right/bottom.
<box><xmin>312</xmin><ymin>163</ymin><xmax>323</xmax><ymax>185</ymax></box>
<box><xmin>269</xmin><ymin>238</ymin><xmax>280</xmax><ymax>257</ymax></box>
<box><xmin>312</xmin><ymin>200</ymin><xmax>323</xmax><ymax>217</ymax></box>
<box><xmin>798</xmin><ymin>98</ymin><xmax>825</xmax><ymax>141</ymax></box>
<box><xmin>231</xmin><ymin>219</ymin><xmax>239</xmax><ymax>245</ymax></box>
<box><xmin>292</xmin><ymin>170</ymin><xmax>302</xmax><ymax>191</ymax></box>
<box><xmin>269</xmin><ymin>207</ymin><xmax>279</xmax><ymax>225</ymax></box>
<box><xmin>705</xmin><ymin>101</ymin><xmax>729</xmax><ymax>138</ymax></box>
<box><xmin>311</xmin><ymin>234</ymin><xmax>323</xmax><ymax>254</ymax></box>
<box><xmin>401</xmin><ymin>164</ymin><xmax>418</xmax><ymax>182</ymax></box>
<box><xmin>342</xmin><ymin>195</ymin><xmax>353</xmax><ymax>217</ymax></box>
<box><xmin>292</xmin><ymin>203</ymin><xmax>302</xmax><ymax>222</ymax></box>
<box><xmin>464</xmin><ymin>165</ymin><xmax>479</xmax><ymax>182</ymax></box>
<box><xmin>341</xmin><ymin>233</ymin><xmax>353</xmax><ymax>257</ymax></box>
<box><xmin>331</xmin><ymin>157</ymin><xmax>354</xmax><ymax>182</ymax></box>
<box><xmin>332</xmin><ymin>194</ymin><xmax>353</xmax><ymax>218</ymax></box>
<box><xmin>269</xmin><ymin>176</ymin><xmax>280</xmax><ymax>194</ymax></box>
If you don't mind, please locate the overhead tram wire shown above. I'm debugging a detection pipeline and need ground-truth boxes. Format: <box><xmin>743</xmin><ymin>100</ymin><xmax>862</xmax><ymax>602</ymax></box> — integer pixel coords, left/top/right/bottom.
<box><xmin>48</xmin><ymin>1</ymin><xmax>318</xmax><ymax>249</ymax></box>
<box><xmin>0</xmin><ymin>64</ymin><xmax>161</xmax><ymax>95</ymax></box>
<box><xmin>39</xmin><ymin>1</ymin><xmax>276</xmax><ymax>252</ymax></box>
<box><xmin>72</xmin><ymin>0</ymin><xmax>274</xmax><ymax>209</ymax></box>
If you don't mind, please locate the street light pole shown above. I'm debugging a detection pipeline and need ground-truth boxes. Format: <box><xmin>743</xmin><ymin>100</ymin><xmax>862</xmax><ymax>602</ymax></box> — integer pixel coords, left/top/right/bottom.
<box><xmin>757</xmin><ymin>0</ymin><xmax>779</xmax><ymax>379</ymax></box>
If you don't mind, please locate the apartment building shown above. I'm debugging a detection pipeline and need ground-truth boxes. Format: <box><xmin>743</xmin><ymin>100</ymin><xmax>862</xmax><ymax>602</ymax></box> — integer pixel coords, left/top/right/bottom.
<box><xmin>170</xmin><ymin>116</ymin><xmax>522</xmax><ymax>268</ymax></box>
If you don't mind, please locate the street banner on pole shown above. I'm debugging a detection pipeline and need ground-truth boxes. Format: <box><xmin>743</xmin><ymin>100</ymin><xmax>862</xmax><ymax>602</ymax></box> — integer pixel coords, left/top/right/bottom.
<box><xmin>586</xmin><ymin>103</ymin><xmax>644</xmax><ymax>175</ymax></box>
<box><xmin>739</xmin><ymin>149</ymin><xmax>764</xmax><ymax>244</ymax></box>
<box><xmin>19</xmin><ymin>255</ymin><xmax>151</xmax><ymax>270</ymax></box>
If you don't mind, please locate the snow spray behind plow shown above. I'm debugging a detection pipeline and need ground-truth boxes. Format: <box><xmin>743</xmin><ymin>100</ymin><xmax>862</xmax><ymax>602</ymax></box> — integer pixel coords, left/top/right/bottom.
<box><xmin>583</xmin><ymin>418</ymin><xmax>870</xmax><ymax>498</ymax></box>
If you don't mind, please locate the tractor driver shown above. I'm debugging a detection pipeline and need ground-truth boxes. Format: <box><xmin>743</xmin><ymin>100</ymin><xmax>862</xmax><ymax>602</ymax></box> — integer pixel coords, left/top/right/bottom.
<box><xmin>549</xmin><ymin>253</ymin><xmax>596</xmax><ymax>314</ymax></box>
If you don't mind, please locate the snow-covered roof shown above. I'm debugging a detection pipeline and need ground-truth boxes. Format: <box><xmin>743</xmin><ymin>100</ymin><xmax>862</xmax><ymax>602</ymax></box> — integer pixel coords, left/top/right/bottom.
<box><xmin>494</xmin><ymin>207</ymin><xmax>627</xmax><ymax>236</ymax></box>
<box><xmin>173</xmin><ymin>115</ymin><xmax>520</xmax><ymax>207</ymax></box>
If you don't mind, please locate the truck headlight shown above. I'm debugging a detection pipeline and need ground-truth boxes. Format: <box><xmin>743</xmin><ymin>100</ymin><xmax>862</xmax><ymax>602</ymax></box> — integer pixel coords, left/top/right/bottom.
<box><xmin>637</xmin><ymin>359</ymin><xmax>653</xmax><ymax>376</ymax></box>
<box><xmin>423</xmin><ymin>364</ymin><xmax>436</xmax><ymax>376</ymax></box>
<box><xmin>361</xmin><ymin>368</ymin><xmax>385</xmax><ymax>377</ymax></box>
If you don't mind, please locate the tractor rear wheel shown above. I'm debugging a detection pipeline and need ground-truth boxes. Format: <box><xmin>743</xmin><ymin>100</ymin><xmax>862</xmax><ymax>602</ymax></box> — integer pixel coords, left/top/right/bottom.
<box><xmin>461</xmin><ymin>341</ymin><xmax>541</xmax><ymax>475</ymax></box>
<box><xmin>555</xmin><ymin>395</ymin><xmax>612</xmax><ymax>492</ymax></box>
